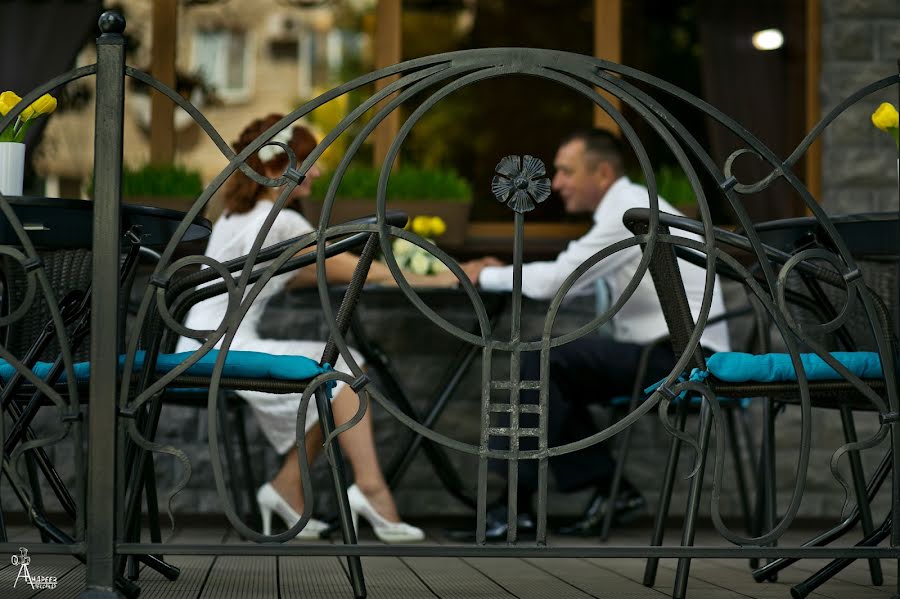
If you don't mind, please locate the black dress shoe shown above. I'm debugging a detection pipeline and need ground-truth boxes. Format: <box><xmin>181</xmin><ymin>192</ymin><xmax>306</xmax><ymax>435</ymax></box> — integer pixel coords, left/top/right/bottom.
<box><xmin>556</xmin><ymin>488</ymin><xmax>646</xmax><ymax>536</ymax></box>
<box><xmin>447</xmin><ymin>503</ymin><xmax>537</xmax><ymax>542</ymax></box>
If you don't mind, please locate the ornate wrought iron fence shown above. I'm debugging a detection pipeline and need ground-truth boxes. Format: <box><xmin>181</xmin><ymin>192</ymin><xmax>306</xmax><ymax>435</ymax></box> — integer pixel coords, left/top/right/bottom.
<box><xmin>0</xmin><ymin>10</ymin><xmax>897</xmax><ymax>599</ymax></box>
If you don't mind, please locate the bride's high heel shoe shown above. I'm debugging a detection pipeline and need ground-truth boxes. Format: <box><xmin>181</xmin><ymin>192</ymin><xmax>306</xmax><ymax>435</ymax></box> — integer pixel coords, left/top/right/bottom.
<box><xmin>256</xmin><ymin>483</ymin><xmax>329</xmax><ymax>540</ymax></box>
<box><xmin>346</xmin><ymin>484</ymin><xmax>425</xmax><ymax>543</ymax></box>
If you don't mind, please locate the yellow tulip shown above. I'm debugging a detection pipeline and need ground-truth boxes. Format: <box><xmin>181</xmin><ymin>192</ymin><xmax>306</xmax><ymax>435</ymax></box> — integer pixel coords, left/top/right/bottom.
<box><xmin>871</xmin><ymin>102</ymin><xmax>899</xmax><ymax>131</ymax></box>
<box><xmin>0</xmin><ymin>90</ymin><xmax>22</xmax><ymax>116</ymax></box>
<box><xmin>429</xmin><ymin>216</ymin><xmax>446</xmax><ymax>237</ymax></box>
<box><xmin>19</xmin><ymin>104</ymin><xmax>35</xmax><ymax>121</ymax></box>
<box><xmin>411</xmin><ymin>215</ymin><xmax>432</xmax><ymax>236</ymax></box>
<box><xmin>29</xmin><ymin>93</ymin><xmax>57</xmax><ymax>117</ymax></box>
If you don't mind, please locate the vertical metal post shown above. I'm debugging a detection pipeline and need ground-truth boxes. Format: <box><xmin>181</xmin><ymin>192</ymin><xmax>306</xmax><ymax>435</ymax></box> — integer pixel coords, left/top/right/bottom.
<box><xmin>892</xmin><ymin>59</ymin><xmax>899</xmax><ymax>599</ymax></box>
<box><xmin>507</xmin><ymin>210</ymin><xmax>525</xmax><ymax>543</ymax></box>
<box><xmin>315</xmin><ymin>388</ymin><xmax>366</xmax><ymax>599</ymax></box>
<box><xmin>79</xmin><ymin>11</ymin><xmax>126</xmax><ymax>599</ymax></box>
<box><xmin>672</xmin><ymin>400</ymin><xmax>713</xmax><ymax>599</ymax></box>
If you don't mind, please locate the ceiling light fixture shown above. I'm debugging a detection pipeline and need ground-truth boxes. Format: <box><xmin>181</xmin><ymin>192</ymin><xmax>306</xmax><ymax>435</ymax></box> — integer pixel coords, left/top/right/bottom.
<box><xmin>751</xmin><ymin>28</ymin><xmax>784</xmax><ymax>51</ymax></box>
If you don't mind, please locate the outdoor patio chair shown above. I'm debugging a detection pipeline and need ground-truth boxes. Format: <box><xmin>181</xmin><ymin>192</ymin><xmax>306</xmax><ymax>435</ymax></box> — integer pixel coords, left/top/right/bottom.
<box><xmin>128</xmin><ymin>244</ymin><xmax>265</xmax><ymax>536</ymax></box>
<box><xmin>599</xmin><ymin>300</ymin><xmax>761</xmax><ymax>543</ymax></box>
<box><xmin>0</xmin><ymin>229</ymin><xmax>174</xmax><ymax>598</ymax></box>
<box><xmin>0</xmin><ymin>246</ymin><xmax>95</xmax><ymax>535</ymax></box>
<box><xmin>623</xmin><ymin>207</ymin><xmax>897</xmax><ymax>599</ymax></box>
<box><xmin>119</xmin><ymin>210</ymin><xmax>408</xmax><ymax>598</ymax></box>
<box><xmin>639</xmin><ymin>223</ymin><xmax>891</xmax><ymax>584</ymax></box>
<box><xmin>568</xmin><ymin>276</ymin><xmax>758</xmax><ymax>541</ymax></box>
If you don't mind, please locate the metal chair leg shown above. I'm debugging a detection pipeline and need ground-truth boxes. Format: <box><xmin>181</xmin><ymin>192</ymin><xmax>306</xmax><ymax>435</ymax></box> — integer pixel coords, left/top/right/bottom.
<box><xmin>24</xmin><ymin>452</ymin><xmax>51</xmax><ymax>542</ymax></box>
<box><xmin>724</xmin><ymin>407</ymin><xmax>753</xmax><ymax>534</ymax></box>
<box><xmin>895</xmin><ymin>562</ymin><xmax>899</xmax><ymax>599</ymax></box>
<box><xmin>760</xmin><ymin>399</ymin><xmax>778</xmax><ymax>580</ymax></box>
<box><xmin>0</xmin><ymin>412</ymin><xmax>6</xmax><ymax>543</ymax></box>
<box><xmin>4</xmin><ymin>399</ymin><xmax>79</xmax><ymax>521</ymax></box>
<box><xmin>838</xmin><ymin>405</ymin><xmax>883</xmax><ymax>585</ymax></box>
<box><xmin>601</xmin><ymin>420</ymin><xmax>633</xmax><ymax>541</ymax></box>
<box><xmin>672</xmin><ymin>401</ymin><xmax>714</xmax><ymax>599</ymax></box>
<box><xmin>117</xmin><ymin>398</ymin><xmax>180</xmax><ymax>583</ymax></box>
<box><xmin>749</xmin><ymin>414</ymin><xmax>767</xmax><ymax>571</ymax></box>
<box><xmin>315</xmin><ymin>387</ymin><xmax>367</xmax><ymax>599</ymax></box>
<box><xmin>603</xmin><ymin>343</ymin><xmax>654</xmax><ymax>541</ymax></box>
<box><xmin>143</xmin><ymin>452</ymin><xmax>163</xmax><ymax>545</ymax></box>
<box><xmin>790</xmin><ymin>515</ymin><xmax>892</xmax><ymax>599</ymax></box>
<box><xmin>643</xmin><ymin>402</ymin><xmax>690</xmax><ymax>587</ymax></box>
<box><xmin>2</xmin><ymin>459</ymin><xmax>144</xmax><ymax>598</ymax></box>
<box><xmin>751</xmin><ymin>450</ymin><xmax>891</xmax><ymax>582</ymax></box>
<box><xmin>217</xmin><ymin>391</ymin><xmax>248</xmax><ymax>533</ymax></box>
<box><xmin>0</xmin><ymin>493</ymin><xmax>6</xmax><ymax>542</ymax></box>
<box><xmin>234</xmin><ymin>400</ymin><xmax>261</xmax><ymax>529</ymax></box>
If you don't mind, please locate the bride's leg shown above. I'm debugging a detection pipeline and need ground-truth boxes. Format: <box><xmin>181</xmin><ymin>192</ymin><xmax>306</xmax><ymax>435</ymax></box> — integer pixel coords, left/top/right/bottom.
<box><xmin>329</xmin><ymin>385</ymin><xmax>401</xmax><ymax>523</ymax></box>
<box><xmin>270</xmin><ymin>423</ymin><xmax>324</xmax><ymax>513</ymax></box>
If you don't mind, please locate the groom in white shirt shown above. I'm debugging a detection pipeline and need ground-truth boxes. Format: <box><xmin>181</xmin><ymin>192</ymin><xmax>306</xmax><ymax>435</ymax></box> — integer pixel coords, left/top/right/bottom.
<box><xmin>461</xmin><ymin>129</ymin><xmax>730</xmax><ymax>539</ymax></box>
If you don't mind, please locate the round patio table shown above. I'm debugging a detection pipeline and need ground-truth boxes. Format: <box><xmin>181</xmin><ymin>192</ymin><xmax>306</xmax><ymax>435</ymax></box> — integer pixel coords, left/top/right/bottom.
<box><xmin>753</xmin><ymin>211</ymin><xmax>900</xmax><ymax>260</ymax></box>
<box><xmin>0</xmin><ymin>195</ymin><xmax>211</xmax><ymax>249</ymax></box>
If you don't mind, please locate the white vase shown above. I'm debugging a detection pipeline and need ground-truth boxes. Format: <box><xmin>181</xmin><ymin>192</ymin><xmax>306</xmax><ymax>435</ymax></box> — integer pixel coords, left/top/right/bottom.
<box><xmin>0</xmin><ymin>142</ymin><xmax>25</xmax><ymax>196</ymax></box>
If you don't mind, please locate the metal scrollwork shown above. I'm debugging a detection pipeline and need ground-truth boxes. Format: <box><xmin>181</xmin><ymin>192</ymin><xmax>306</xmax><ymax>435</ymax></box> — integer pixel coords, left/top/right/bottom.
<box><xmin>4</xmin><ymin>14</ymin><xmax>898</xmax><ymax>595</ymax></box>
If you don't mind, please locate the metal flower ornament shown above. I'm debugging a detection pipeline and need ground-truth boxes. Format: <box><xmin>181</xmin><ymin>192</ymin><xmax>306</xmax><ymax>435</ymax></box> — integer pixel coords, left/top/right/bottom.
<box><xmin>491</xmin><ymin>154</ymin><xmax>551</xmax><ymax>213</ymax></box>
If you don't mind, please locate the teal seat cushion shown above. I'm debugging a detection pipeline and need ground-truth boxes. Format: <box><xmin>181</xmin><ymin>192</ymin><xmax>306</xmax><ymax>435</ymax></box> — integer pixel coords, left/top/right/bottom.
<box><xmin>706</xmin><ymin>351</ymin><xmax>882</xmax><ymax>383</ymax></box>
<box><xmin>135</xmin><ymin>349</ymin><xmax>329</xmax><ymax>381</ymax></box>
<box><xmin>0</xmin><ymin>359</ymin><xmax>92</xmax><ymax>382</ymax></box>
<box><xmin>643</xmin><ymin>351</ymin><xmax>882</xmax><ymax>404</ymax></box>
<box><xmin>0</xmin><ymin>349</ymin><xmax>329</xmax><ymax>384</ymax></box>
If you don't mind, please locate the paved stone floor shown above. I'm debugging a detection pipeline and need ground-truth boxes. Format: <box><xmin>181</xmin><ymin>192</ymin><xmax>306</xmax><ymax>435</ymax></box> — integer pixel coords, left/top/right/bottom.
<box><xmin>0</xmin><ymin>523</ymin><xmax>895</xmax><ymax>598</ymax></box>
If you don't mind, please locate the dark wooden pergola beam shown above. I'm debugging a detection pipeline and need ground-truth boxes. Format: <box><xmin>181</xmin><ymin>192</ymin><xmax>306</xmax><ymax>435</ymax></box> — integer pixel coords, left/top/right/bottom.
<box><xmin>593</xmin><ymin>0</ymin><xmax>622</xmax><ymax>134</ymax></box>
<box><xmin>374</xmin><ymin>0</ymin><xmax>402</xmax><ymax>168</ymax></box>
<box><xmin>150</xmin><ymin>0</ymin><xmax>177</xmax><ymax>166</ymax></box>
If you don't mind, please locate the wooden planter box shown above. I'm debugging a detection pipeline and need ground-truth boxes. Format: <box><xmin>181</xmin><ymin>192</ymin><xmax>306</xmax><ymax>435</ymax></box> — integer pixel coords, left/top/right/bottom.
<box><xmin>300</xmin><ymin>197</ymin><xmax>471</xmax><ymax>246</ymax></box>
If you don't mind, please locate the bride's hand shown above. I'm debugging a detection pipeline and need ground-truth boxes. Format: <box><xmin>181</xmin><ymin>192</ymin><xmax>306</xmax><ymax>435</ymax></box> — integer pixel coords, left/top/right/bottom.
<box><xmin>385</xmin><ymin>270</ymin><xmax>458</xmax><ymax>288</ymax></box>
<box><xmin>425</xmin><ymin>270</ymin><xmax>460</xmax><ymax>288</ymax></box>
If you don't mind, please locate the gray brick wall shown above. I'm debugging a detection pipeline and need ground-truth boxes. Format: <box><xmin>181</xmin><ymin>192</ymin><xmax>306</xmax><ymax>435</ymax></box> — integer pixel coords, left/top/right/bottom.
<box><xmin>820</xmin><ymin>0</ymin><xmax>899</xmax><ymax>215</ymax></box>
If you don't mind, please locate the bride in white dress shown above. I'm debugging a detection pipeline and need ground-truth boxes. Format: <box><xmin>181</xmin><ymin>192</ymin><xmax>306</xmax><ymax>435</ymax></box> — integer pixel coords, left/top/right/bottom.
<box><xmin>177</xmin><ymin>114</ymin><xmax>440</xmax><ymax>542</ymax></box>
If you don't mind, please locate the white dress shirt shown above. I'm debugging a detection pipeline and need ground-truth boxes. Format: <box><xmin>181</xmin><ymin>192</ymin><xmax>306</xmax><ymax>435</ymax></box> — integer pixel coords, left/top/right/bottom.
<box><xmin>478</xmin><ymin>177</ymin><xmax>730</xmax><ymax>353</ymax></box>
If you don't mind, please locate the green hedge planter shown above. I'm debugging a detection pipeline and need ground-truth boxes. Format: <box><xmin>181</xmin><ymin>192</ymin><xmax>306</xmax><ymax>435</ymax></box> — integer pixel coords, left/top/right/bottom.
<box><xmin>303</xmin><ymin>166</ymin><xmax>473</xmax><ymax>245</ymax></box>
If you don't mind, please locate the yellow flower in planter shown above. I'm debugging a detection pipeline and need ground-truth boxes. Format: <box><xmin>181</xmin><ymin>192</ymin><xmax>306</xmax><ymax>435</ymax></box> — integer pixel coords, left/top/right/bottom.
<box><xmin>29</xmin><ymin>93</ymin><xmax>57</xmax><ymax>116</ymax></box>
<box><xmin>391</xmin><ymin>215</ymin><xmax>449</xmax><ymax>275</ymax></box>
<box><xmin>429</xmin><ymin>216</ymin><xmax>447</xmax><ymax>237</ymax></box>
<box><xmin>0</xmin><ymin>91</ymin><xmax>58</xmax><ymax>143</ymax></box>
<box><xmin>0</xmin><ymin>91</ymin><xmax>21</xmax><ymax>116</ymax></box>
<box><xmin>871</xmin><ymin>102</ymin><xmax>899</xmax><ymax>148</ymax></box>
<box><xmin>410</xmin><ymin>215</ymin><xmax>447</xmax><ymax>238</ymax></box>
